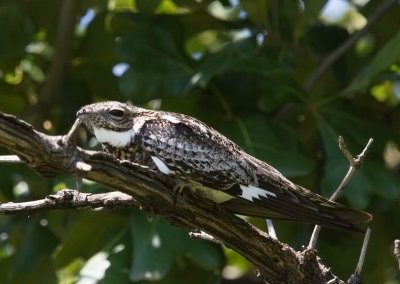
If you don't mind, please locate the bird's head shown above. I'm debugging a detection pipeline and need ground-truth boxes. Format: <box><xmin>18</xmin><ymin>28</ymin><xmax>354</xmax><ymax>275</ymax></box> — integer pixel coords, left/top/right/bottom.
<box><xmin>77</xmin><ymin>101</ymin><xmax>139</xmax><ymax>132</ymax></box>
<box><xmin>77</xmin><ymin>101</ymin><xmax>144</xmax><ymax>147</ymax></box>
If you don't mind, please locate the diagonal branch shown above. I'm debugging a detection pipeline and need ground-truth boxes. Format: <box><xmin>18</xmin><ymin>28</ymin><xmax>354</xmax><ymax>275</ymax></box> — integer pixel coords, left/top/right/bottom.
<box><xmin>0</xmin><ymin>111</ymin><xmax>347</xmax><ymax>283</ymax></box>
<box><xmin>0</xmin><ymin>189</ymin><xmax>136</xmax><ymax>215</ymax></box>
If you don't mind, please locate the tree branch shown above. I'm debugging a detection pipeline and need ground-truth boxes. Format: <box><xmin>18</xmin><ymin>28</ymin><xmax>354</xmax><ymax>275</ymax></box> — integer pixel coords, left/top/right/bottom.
<box><xmin>0</xmin><ymin>189</ymin><xmax>136</xmax><ymax>215</ymax></box>
<box><xmin>304</xmin><ymin>0</ymin><xmax>398</xmax><ymax>90</ymax></box>
<box><xmin>0</xmin><ymin>111</ymin><xmax>349</xmax><ymax>283</ymax></box>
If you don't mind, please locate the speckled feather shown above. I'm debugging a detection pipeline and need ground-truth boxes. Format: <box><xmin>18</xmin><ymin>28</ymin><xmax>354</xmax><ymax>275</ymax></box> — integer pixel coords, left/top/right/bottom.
<box><xmin>77</xmin><ymin>101</ymin><xmax>372</xmax><ymax>232</ymax></box>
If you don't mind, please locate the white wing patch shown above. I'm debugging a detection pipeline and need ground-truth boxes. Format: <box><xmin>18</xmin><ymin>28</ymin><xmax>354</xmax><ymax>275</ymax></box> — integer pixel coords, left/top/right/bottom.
<box><xmin>151</xmin><ymin>156</ymin><xmax>174</xmax><ymax>175</ymax></box>
<box><xmin>239</xmin><ymin>184</ymin><xmax>277</xmax><ymax>201</ymax></box>
<box><xmin>93</xmin><ymin>127</ymin><xmax>134</xmax><ymax>147</ymax></box>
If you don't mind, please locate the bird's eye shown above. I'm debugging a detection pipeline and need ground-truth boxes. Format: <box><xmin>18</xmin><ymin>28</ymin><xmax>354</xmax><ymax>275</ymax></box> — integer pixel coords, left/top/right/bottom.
<box><xmin>109</xmin><ymin>109</ymin><xmax>125</xmax><ymax>118</ymax></box>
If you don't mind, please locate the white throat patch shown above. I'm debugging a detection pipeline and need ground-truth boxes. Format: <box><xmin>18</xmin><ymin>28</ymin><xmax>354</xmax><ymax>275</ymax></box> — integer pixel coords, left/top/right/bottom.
<box><xmin>93</xmin><ymin>127</ymin><xmax>135</xmax><ymax>147</ymax></box>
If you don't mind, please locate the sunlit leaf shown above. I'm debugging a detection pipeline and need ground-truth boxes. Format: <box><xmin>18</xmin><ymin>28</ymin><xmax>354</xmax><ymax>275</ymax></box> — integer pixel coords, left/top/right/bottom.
<box><xmin>116</xmin><ymin>21</ymin><xmax>195</xmax><ymax>100</ymax></box>
<box><xmin>129</xmin><ymin>210</ymin><xmax>224</xmax><ymax>281</ymax></box>
<box><xmin>53</xmin><ymin>211</ymin><xmax>129</xmax><ymax>268</ymax></box>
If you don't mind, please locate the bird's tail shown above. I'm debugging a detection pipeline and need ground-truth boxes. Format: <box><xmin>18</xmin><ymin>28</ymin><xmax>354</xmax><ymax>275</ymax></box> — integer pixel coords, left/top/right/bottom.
<box><xmin>263</xmin><ymin>182</ymin><xmax>371</xmax><ymax>232</ymax></box>
<box><xmin>223</xmin><ymin>181</ymin><xmax>371</xmax><ymax>233</ymax></box>
<box><xmin>233</xmin><ymin>154</ymin><xmax>373</xmax><ymax>232</ymax></box>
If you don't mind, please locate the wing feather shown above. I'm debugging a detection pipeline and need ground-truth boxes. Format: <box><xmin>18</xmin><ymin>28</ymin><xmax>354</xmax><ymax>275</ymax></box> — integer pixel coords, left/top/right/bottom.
<box><xmin>136</xmin><ymin>113</ymin><xmax>371</xmax><ymax>232</ymax></box>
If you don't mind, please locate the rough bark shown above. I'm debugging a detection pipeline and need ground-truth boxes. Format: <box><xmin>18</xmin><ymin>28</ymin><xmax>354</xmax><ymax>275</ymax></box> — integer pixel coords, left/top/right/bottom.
<box><xmin>0</xmin><ymin>111</ymin><xmax>345</xmax><ymax>284</ymax></box>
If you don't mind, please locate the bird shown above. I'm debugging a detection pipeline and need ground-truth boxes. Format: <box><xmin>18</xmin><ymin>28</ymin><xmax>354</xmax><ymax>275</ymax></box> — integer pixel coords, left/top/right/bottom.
<box><xmin>76</xmin><ymin>101</ymin><xmax>372</xmax><ymax>232</ymax></box>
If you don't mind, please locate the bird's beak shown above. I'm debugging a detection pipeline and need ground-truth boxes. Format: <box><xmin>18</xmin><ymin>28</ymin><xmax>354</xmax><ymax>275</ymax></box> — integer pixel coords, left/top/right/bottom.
<box><xmin>76</xmin><ymin>109</ymin><xmax>85</xmax><ymax>118</ymax></box>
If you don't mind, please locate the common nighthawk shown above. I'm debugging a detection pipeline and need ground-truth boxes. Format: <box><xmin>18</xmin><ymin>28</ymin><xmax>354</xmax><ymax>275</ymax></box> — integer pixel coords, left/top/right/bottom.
<box><xmin>76</xmin><ymin>101</ymin><xmax>371</xmax><ymax>232</ymax></box>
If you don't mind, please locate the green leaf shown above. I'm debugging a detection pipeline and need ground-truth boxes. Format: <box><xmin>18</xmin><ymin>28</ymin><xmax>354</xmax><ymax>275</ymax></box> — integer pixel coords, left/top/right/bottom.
<box><xmin>347</xmin><ymin>30</ymin><xmax>400</xmax><ymax>93</ymax></box>
<box><xmin>129</xmin><ymin>210</ymin><xmax>224</xmax><ymax>281</ymax></box>
<box><xmin>361</xmin><ymin>160</ymin><xmax>400</xmax><ymax>201</ymax></box>
<box><xmin>135</xmin><ymin>0</ymin><xmax>161</xmax><ymax>13</ymax></box>
<box><xmin>116</xmin><ymin>22</ymin><xmax>195</xmax><ymax>100</ymax></box>
<box><xmin>220</xmin><ymin>115</ymin><xmax>315</xmax><ymax>177</ymax></box>
<box><xmin>53</xmin><ymin>211</ymin><xmax>129</xmax><ymax>268</ymax></box>
<box><xmin>0</xmin><ymin>3</ymin><xmax>33</xmax><ymax>68</ymax></box>
<box><xmin>74</xmin><ymin>12</ymin><xmax>120</xmax><ymax>101</ymax></box>
<box><xmin>118</xmin><ymin>29</ymin><xmax>193</xmax><ymax>101</ymax></box>
<box><xmin>78</xmin><ymin>231</ymin><xmax>132</xmax><ymax>284</ymax></box>
<box><xmin>196</xmin><ymin>37</ymin><xmax>288</xmax><ymax>86</ymax></box>
<box><xmin>241</xmin><ymin>0</ymin><xmax>269</xmax><ymax>27</ymax></box>
<box><xmin>368</xmin><ymin>30</ymin><xmax>400</xmax><ymax>81</ymax></box>
<box><xmin>321</xmin><ymin>106</ymin><xmax>395</xmax><ymax>153</ymax></box>
<box><xmin>2</xmin><ymin>216</ymin><xmax>58</xmax><ymax>284</ymax></box>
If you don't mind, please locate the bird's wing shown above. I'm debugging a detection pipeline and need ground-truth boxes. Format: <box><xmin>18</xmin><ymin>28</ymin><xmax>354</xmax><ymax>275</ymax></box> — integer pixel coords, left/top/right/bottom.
<box><xmin>136</xmin><ymin>113</ymin><xmax>255</xmax><ymax>189</ymax></box>
<box><xmin>136</xmin><ymin>113</ymin><xmax>371</xmax><ymax>232</ymax></box>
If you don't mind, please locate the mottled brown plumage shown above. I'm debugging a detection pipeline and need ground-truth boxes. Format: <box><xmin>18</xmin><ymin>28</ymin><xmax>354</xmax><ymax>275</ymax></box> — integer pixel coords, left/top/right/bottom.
<box><xmin>77</xmin><ymin>101</ymin><xmax>372</xmax><ymax>232</ymax></box>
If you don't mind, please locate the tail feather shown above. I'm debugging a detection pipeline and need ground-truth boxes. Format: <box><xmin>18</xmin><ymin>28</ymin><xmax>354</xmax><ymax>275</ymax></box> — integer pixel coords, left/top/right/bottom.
<box><xmin>237</xmin><ymin>152</ymin><xmax>372</xmax><ymax>231</ymax></box>
<box><xmin>221</xmin><ymin>197</ymin><xmax>370</xmax><ymax>233</ymax></box>
<box><xmin>223</xmin><ymin>181</ymin><xmax>371</xmax><ymax>233</ymax></box>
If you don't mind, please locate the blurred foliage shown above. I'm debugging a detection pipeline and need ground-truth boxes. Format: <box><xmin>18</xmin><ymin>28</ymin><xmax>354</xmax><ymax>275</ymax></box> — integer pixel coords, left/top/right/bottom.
<box><xmin>0</xmin><ymin>0</ymin><xmax>399</xmax><ymax>283</ymax></box>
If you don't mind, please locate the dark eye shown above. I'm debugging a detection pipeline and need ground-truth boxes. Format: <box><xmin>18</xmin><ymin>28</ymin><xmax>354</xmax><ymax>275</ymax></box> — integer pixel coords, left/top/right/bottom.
<box><xmin>109</xmin><ymin>109</ymin><xmax>125</xmax><ymax>118</ymax></box>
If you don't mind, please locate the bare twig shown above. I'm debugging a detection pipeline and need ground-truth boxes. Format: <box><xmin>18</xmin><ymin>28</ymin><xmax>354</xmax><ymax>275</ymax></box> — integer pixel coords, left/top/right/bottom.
<box><xmin>347</xmin><ymin>228</ymin><xmax>372</xmax><ymax>284</ymax></box>
<box><xmin>394</xmin><ymin>239</ymin><xmax>400</xmax><ymax>270</ymax></box>
<box><xmin>0</xmin><ymin>155</ymin><xmax>24</xmax><ymax>163</ymax></box>
<box><xmin>266</xmin><ymin>219</ymin><xmax>277</xmax><ymax>239</ymax></box>
<box><xmin>330</xmin><ymin>137</ymin><xmax>374</xmax><ymax>200</ymax></box>
<box><xmin>0</xmin><ymin>189</ymin><xmax>136</xmax><ymax>215</ymax></box>
<box><xmin>63</xmin><ymin>118</ymin><xmax>81</xmax><ymax>144</ymax></box>
<box><xmin>353</xmin><ymin>228</ymin><xmax>371</xmax><ymax>275</ymax></box>
<box><xmin>304</xmin><ymin>0</ymin><xmax>398</xmax><ymax>90</ymax></box>
<box><xmin>308</xmin><ymin>137</ymin><xmax>374</xmax><ymax>249</ymax></box>
<box><xmin>308</xmin><ymin>227</ymin><xmax>322</xmax><ymax>251</ymax></box>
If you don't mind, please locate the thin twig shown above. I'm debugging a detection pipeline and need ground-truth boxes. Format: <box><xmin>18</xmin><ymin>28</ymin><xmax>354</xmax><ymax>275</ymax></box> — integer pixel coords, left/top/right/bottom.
<box><xmin>394</xmin><ymin>239</ymin><xmax>400</xmax><ymax>270</ymax></box>
<box><xmin>0</xmin><ymin>155</ymin><xmax>23</xmax><ymax>163</ymax></box>
<box><xmin>338</xmin><ymin>136</ymin><xmax>354</xmax><ymax>164</ymax></box>
<box><xmin>0</xmin><ymin>189</ymin><xmax>137</xmax><ymax>215</ymax></box>
<box><xmin>308</xmin><ymin>225</ymin><xmax>322</xmax><ymax>249</ymax></box>
<box><xmin>330</xmin><ymin>137</ymin><xmax>373</xmax><ymax>200</ymax></box>
<box><xmin>308</xmin><ymin>137</ymin><xmax>374</xmax><ymax>249</ymax></box>
<box><xmin>266</xmin><ymin>219</ymin><xmax>277</xmax><ymax>239</ymax></box>
<box><xmin>304</xmin><ymin>0</ymin><xmax>398</xmax><ymax>90</ymax></box>
<box><xmin>347</xmin><ymin>228</ymin><xmax>371</xmax><ymax>284</ymax></box>
<box><xmin>0</xmin><ymin>151</ymin><xmax>99</xmax><ymax>164</ymax></box>
<box><xmin>63</xmin><ymin>118</ymin><xmax>81</xmax><ymax>144</ymax></box>
<box><xmin>329</xmin><ymin>166</ymin><xmax>356</xmax><ymax>201</ymax></box>
<box><xmin>354</xmin><ymin>228</ymin><xmax>371</xmax><ymax>275</ymax></box>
